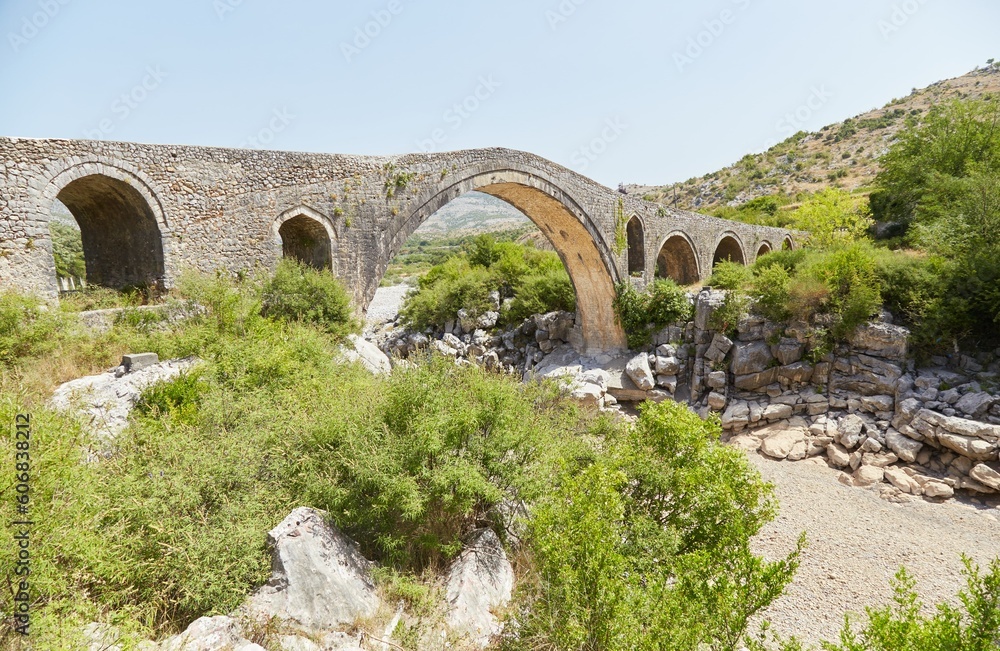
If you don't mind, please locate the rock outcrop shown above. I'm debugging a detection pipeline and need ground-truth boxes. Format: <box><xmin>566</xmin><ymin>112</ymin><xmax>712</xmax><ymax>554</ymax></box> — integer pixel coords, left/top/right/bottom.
<box><xmin>445</xmin><ymin>529</ymin><xmax>514</xmax><ymax>647</ymax></box>
<box><xmin>243</xmin><ymin>508</ymin><xmax>380</xmax><ymax>631</ymax></box>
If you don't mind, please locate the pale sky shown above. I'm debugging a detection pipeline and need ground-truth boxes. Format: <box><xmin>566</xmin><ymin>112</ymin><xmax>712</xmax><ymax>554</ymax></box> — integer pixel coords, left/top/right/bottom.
<box><xmin>1</xmin><ymin>0</ymin><xmax>997</xmax><ymax>187</ymax></box>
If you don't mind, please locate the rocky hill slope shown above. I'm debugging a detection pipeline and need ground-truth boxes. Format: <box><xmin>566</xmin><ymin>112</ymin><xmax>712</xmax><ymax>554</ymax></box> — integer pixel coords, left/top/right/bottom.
<box><xmin>630</xmin><ymin>63</ymin><xmax>1000</xmax><ymax>212</ymax></box>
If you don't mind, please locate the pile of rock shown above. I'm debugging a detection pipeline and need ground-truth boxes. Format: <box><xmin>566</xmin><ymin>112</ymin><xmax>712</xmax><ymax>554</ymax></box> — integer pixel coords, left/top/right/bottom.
<box><xmin>93</xmin><ymin>508</ymin><xmax>515</xmax><ymax>650</ymax></box>
<box><xmin>378</xmin><ymin>309</ymin><xmax>578</xmax><ymax>377</ymax></box>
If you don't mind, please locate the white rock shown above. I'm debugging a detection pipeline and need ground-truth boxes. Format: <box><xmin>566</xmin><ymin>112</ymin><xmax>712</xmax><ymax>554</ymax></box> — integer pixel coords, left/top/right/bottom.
<box><xmin>827</xmin><ymin>443</ymin><xmax>851</xmax><ymax>468</ymax></box>
<box><xmin>570</xmin><ymin>383</ymin><xmax>604</xmax><ymax>407</ymax></box>
<box><xmin>885</xmin><ymin>429</ymin><xmax>923</xmax><ymax>463</ymax></box>
<box><xmin>342</xmin><ymin>335</ymin><xmax>391</xmax><ymax>376</ymax></box>
<box><xmin>655</xmin><ymin>356</ymin><xmax>681</xmax><ymax>376</ymax></box>
<box><xmin>159</xmin><ymin>616</ymin><xmax>264</xmax><ymax>651</ymax></box>
<box><xmin>50</xmin><ymin>357</ymin><xmax>200</xmax><ymax>444</ymax></box>
<box><xmin>970</xmin><ymin>464</ymin><xmax>1000</xmax><ymax>491</ymax></box>
<box><xmin>853</xmin><ymin>465</ymin><xmax>884</xmax><ymax>486</ymax></box>
<box><xmin>625</xmin><ymin>353</ymin><xmax>655</xmax><ymax>391</ymax></box>
<box><xmin>760</xmin><ymin>428</ymin><xmax>807</xmax><ymax>460</ymax></box>
<box><xmin>244</xmin><ymin>508</ymin><xmax>379</xmax><ymax>631</ymax></box>
<box><xmin>922</xmin><ymin>480</ymin><xmax>954</xmax><ymax>499</ymax></box>
<box><xmin>763</xmin><ymin>404</ymin><xmax>793</xmax><ymax>421</ymax></box>
<box><xmin>884</xmin><ymin>466</ymin><xmax>921</xmax><ymax>495</ymax></box>
<box><xmin>445</xmin><ymin>529</ymin><xmax>514</xmax><ymax>647</ymax></box>
<box><xmin>937</xmin><ymin>432</ymin><xmax>997</xmax><ymax>461</ymax></box>
<box><xmin>708</xmin><ymin>392</ymin><xmax>728</xmax><ymax>411</ymax></box>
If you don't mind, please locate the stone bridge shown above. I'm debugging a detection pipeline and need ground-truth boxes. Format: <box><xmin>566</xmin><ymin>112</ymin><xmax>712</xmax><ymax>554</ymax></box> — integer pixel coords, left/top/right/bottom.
<box><xmin>0</xmin><ymin>137</ymin><xmax>799</xmax><ymax>354</ymax></box>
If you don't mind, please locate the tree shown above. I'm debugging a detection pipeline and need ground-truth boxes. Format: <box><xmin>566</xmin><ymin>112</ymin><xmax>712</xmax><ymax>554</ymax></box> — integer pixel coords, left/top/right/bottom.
<box><xmin>791</xmin><ymin>188</ymin><xmax>873</xmax><ymax>248</ymax></box>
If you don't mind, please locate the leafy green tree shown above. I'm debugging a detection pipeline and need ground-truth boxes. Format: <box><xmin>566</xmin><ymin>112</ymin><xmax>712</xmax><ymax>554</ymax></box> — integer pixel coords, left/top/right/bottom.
<box><xmin>872</xmin><ymin>98</ymin><xmax>1000</xmax><ymax>227</ymax></box>
<box><xmin>790</xmin><ymin>188</ymin><xmax>874</xmax><ymax>248</ymax></box>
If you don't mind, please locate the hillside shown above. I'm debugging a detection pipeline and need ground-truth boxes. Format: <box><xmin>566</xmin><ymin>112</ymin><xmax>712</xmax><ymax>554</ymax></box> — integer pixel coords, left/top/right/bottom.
<box><xmin>630</xmin><ymin>62</ymin><xmax>1000</xmax><ymax>212</ymax></box>
<box><xmin>412</xmin><ymin>190</ymin><xmax>530</xmax><ymax>236</ymax></box>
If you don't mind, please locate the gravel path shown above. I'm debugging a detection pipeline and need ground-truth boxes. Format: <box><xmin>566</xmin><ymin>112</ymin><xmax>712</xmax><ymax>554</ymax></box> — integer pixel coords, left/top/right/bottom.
<box><xmin>365</xmin><ymin>284</ymin><xmax>411</xmax><ymax>330</ymax></box>
<box><xmin>746</xmin><ymin>453</ymin><xmax>1000</xmax><ymax>646</ymax></box>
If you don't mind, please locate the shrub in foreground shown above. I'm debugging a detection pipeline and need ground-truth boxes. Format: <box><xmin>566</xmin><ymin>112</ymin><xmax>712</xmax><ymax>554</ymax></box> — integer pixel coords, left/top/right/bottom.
<box><xmin>260</xmin><ymin>258</ymin><xmax>358</xmax><ymax>336</ymax></box>
<box><xmin>508</xmin><ymin>401</ymin><xmax>803</xmax><ymax>651</ymax></box>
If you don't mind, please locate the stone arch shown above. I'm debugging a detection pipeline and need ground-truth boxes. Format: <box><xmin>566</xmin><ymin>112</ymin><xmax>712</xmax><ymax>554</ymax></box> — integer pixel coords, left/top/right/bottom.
<box><xmin>392</xmin><ymin>168</ymin><xmax>626</xmax><ymax>354</ymax></box>
<box><xmin>756</xmin><ymin>241</ymin><xmax>773</xmax><ymax>259</ymax></box>
<box><xmin>655</xmin><ymin>233</ymin><xmax>700</xmax><ymax>285</ymax></box>
<box><xmin>713</xmin><ymin>233</ymin><xmax>746</xmax><ymax>267</ymax></box>
<box><xmin>782</xmin><ymin>236</ymin><xmax>794</xmax><ymax>251</ymax></box>
<box><xmin>626</xmin><ymin>215</ymin><xmax>645</xmax><ymax>276</ymax></box>
<box><xmin>42</xmin><ymin>162</ymin><xmax>168</xmax><ymax>290</ymax></box>
<box><xmin>273</xmin><ymin>206</ymin><xmax>336</xmax><ymax>271</ymax></box>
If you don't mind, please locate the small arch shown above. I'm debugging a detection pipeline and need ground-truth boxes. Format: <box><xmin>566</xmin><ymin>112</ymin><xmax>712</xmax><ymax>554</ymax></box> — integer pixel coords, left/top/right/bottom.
<box><xmin>756</xmin><ymin>242</ymin><xmax>772</xmax><ymax>259</ymax></box>
<box><xmin>626</xmin><ymin>215</ymin><xmax>645</xmax><ymax>276</ymax></box>
<box><xmin>274</xmin><ymin>206</ymin><xmax>335</xmax><ymax>271</ymax></box>
<box><xmin>656</xmin><ymin>233</ymin><xmax>700</xmax><ymax>285</ymax></box>
<box><xmin>782</xmin><ymin>236</ymin><xmax>794</xmax><ymax>251</ymax></box>
<box><xmin>713</xmin><ymin>233</ymin><xmax>746</xmax><ymax>267</ymax></box>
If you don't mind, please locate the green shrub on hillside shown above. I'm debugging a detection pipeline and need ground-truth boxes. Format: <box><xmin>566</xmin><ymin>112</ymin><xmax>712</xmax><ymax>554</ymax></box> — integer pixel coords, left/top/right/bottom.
<box><xmin>509</xmin><ymin>401</ymin><xmax>803</xmax><ymax>651</ymax></box>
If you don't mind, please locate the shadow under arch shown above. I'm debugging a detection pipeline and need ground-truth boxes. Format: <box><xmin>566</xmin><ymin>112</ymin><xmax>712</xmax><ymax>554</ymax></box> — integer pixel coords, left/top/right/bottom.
<box><xmin>756</xmin><ymin>242</ymin><xmax>773</xmax><ymax>259</ymax></box>
<box><xmin>43</xmin><ymin>162</ymin><xmax>168</xmax><ymax>290</ymax></box>
<box><xmin>713</xmin><ymin>232</ymin><xmax>747</xmax><ymax>267</ymax></box>
<box><xmin>390</xmin><ymin>169</ymin><xmax>626</xmax><ymax>354</ymax></box>
<box><xmin>655</xmin><ymin>232</ymin><xmax>700</xmax><ymax>285</ymax></box>
<box><xmin>273</xmin><ymin>206</ymin><xmax>337</xmax><ymax>272</ymax></box>
<box><xmin>626</xmin><ymin>215</ymin><xmax>645</xmax><ymax>277</ymax></box>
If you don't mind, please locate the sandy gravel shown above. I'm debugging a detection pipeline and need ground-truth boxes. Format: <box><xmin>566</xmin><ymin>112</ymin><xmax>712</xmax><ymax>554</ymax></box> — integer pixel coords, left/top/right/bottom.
<box><xmin>365</xmin><ymin>284</ymin><xmax>411</xmax><ymax>330</ymax></box>
<box><xmin>745</xmin><ymin>454</ymin><xmax>1000</xmax><ymax>646</ymax></box>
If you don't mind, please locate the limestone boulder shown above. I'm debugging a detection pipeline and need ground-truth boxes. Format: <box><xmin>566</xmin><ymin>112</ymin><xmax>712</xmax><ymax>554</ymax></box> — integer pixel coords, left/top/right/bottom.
<box><xmin>244</xmin><ymin>508</ymin><xmax>379</xmax><ymax>631</ymax></box>
<box><xmin>773</xmin><ymin>338</ymin><xmax>805</xmax><ymax>366</ymax></box>
<box><xmin>158</xmin><ymin>617</ymin><xmax>264</xmax><ymax>651</ymax></box>
<box><xmin>625</xmin><ymin>353</ymin><xmax>656</xmax><ymax>391</ymax></box>
<box><xmin>937</xmin><ymin>432</ymin><xmax>997</xmax><ymax>462</ymax></box>
<box><xmin>760</xmin><ymin>427</ymin><xmax>808</xmax><ymax>460</ymax></box>
<box><xmin>849</xmin><ymin>322</ymin><xmax>909</xmax><ymax>361</ymax></box>
<box><xmin>731</xmin><ymin>341</ymin><xmax>774</xmax><ymax>376</ymax></box>
<box><xmin>970</xmin><ymin>464</ymin><xmax>1000</xmax><ymax>491</ymax></box>
<box><xmin>955</xmin><ymin>392</ymin><xmax>996</xmax><ymax>419</ymax></box>
<box><xmin>342</xmin><ymin>335</ymin><xmax>392</xmax><ymax>376</ymax></box>
<box><xmin>884</xmin><ymin>466</ymin><xmax>921</xmax><ymax>495</ymax></box>
<box><xmin>445</xmin><ymin>529</ymin><xmax>514</xmax><ymax>647</ymax></box>
<box><xmin>885</xmin><ymin>429</ymin><xmax>923</xmax><ymax>464</ymax></box>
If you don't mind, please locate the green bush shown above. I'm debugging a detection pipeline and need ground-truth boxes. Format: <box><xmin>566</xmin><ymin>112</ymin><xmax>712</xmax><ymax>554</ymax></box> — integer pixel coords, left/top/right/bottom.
<box><xmin>400</xmin><ymin>241</ymin><xmax>575</xmax><ymax>332</ymax></box>
<box><xmin>804</xmin><ymin>244</ymin><xmax>881</xmax><ymax>339</ymax></box>
<box><xmin>509</xmin><ymin>401</ymin><xmax>803</xmax><ymax>651</ymax></box>
<box><xmin>613</xmin><ymin>280</ymin><xmax>693</xmax><ymax>349</ymax></box>
<box><xmin>751</xmin><ymin>264</ymin><xmax>792</xmax><ymax>323</ymax></box>
<box><xmin>260</xmin><ymin>259</ymin><xmax>358</xmax><ymax>337</ymax></box>
<box><xmin>709</xmin><ymin>261</ymin><xmax>754</xmax><ymax>290</ymax></box>
<box><xmin>400</xmin><ymin>257</ymin><xmax>495</xmax><ymax>331</ymax></box>
<box><xmin>505</xmin><ymin>267</ymin><xmax>576</xmax><ymax>324</ymax></box>
<box><xmin>0</xmin><ymin>292</ymin><xmax>65</xmax><ymax>365</ymax></box>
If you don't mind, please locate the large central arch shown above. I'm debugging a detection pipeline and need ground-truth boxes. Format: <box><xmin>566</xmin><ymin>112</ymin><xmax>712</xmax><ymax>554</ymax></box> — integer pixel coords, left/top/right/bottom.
<box><xmin>389</xmin><ymin>169</ymin><xmax>627</xmax><ymax>354</ymax></box>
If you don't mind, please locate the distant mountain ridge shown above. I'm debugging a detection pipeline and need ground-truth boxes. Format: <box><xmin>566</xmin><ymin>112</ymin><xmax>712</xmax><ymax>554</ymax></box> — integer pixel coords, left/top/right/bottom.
<box><xmin>415</xmin><ymin>191</ymin><xmax>530</xmax><ymax>236</ymax></box>
<box><xmin>629</xmin><ymin>62</ymin><xmax>1000</xmax><ymax>212</ymax></box>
